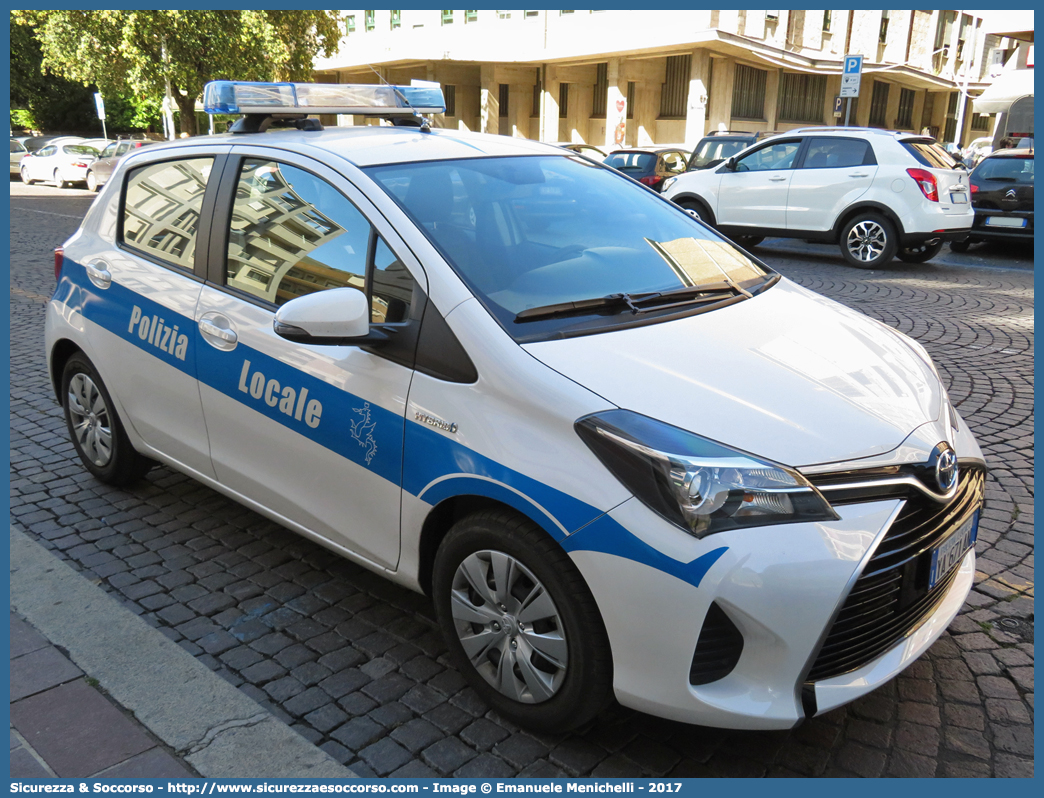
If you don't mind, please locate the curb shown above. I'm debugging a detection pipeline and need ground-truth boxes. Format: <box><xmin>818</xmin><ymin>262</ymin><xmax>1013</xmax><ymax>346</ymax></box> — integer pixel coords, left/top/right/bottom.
<box><xmin>10</xmin><ymin>526</ymin><xmax>356</xmax><ymax>779</ymax></box>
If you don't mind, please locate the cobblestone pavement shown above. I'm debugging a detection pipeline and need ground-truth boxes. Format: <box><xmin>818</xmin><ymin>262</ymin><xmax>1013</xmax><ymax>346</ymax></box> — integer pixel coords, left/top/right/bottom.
<box><xmin>10</xmin><ymin>191</ymin><xmax>1033</xmax><ymax>778</ymax></box>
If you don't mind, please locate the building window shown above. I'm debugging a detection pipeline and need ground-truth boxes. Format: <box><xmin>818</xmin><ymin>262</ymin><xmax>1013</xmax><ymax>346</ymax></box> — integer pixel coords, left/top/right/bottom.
<box><xmin>497</xmin><ymin>10</ymin><xmax>511</xmax><ymax>20</ymax></box>
<box><xmin>390</xmin><ymin>10</ymin><xmax>401</xmax><ymax>30</ymax></box>
<box><xmin>626</xmin><ymin>82</ymin><xmax>635</xmax><ymax>119</ymax></box>
<box><xmin>560</xmin><ymin>10</ymin><xmax>574</xmax><ymax>14</ymax></box>
<box><xmin>442</xmin><ymin>10</ymin><xmax>453</xmax><ymax>25</ymax></box>
<box><xmin>346</xmin><ymin>15</ymin><xmax>355</xmax><ymax>34</ymax></box>
<box><xmin>868</xmin><ymin>80</ymin><xmax>890</xmax><ymax>127</ymax></box>
<box><xmin>879</xmin><ymin>10</ymin><xmax>890</xmax><ymax>44</ymax></box>
<box><xmin>659</xmin><ymin>54</ymin><xmax>691</xmax><ymax>119</ymax></box>
<box><xmin>956</xmin><ymin>14</ymin><xmax>972</xmax><ymax>61</ymax></box>
<box><xmin>896</xmin><ymin>87</ymin><xmax>915</xmax><ymax>128</ymax></box>
<box><xmin>934</xmin><ymin>10</ymin><xmax>956</xmax><ymax>69</ymax></box>
<box><xmin>499</xmin><ymin>84</ymin><xmax>509</xmax><ymax>119</ymax></box>
<box><xmin>532</xmin><ymin>76</ymin><xmax>541</xmax><ymax>117</ymax></box>
<box><xmin>592</xmin><ymin>63</ymin><xmax>608</xmax><ymax>117</ymax></box>
<box><xmin>445</xmin><ymin>85</ymin><xmax>456</xmax><ymax>117</ymax></box>
<box><xmin>822</xmin><ymin>11</ymin><xmax>831</xmax><ymax>32</ymax></box>
<box><xmin>970</xmin><ymin>111</ymin><xmax>990</xmax><ymax>131</ymax></box>
<box><xmin>365</xmin><ymin>11</ymin><xmax>375</xmax><ymax>32</ymax></box>
<box><xmin>559</xmin><ymin>83</ymin><xmax>569</xmax><ymax>118</ymax></box>
<box><xmin>465</xmin><ymin>10</ymin><xmax>478</xmax><ymax>23</ymax></box>
<box><xmin>525</xmin><ymin>11</ymin><xmax>540</xmax><ymax>19</ymax></box>
<box><xmin>778</xmin><ymin>72</ymin><xmax>826</xmax><ymax>123</ymax></box>
<box><xmin>731</xmin><ymin>64</ymin><xmax>767</xmax><ymax>120</ymax></box>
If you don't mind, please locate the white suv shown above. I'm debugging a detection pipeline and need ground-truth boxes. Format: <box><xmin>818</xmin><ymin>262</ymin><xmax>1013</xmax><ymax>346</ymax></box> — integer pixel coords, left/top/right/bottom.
<box><xmin>663</xmin><ymin>128</ymin><xmax>973</xmax><ymax>268</ymax></box>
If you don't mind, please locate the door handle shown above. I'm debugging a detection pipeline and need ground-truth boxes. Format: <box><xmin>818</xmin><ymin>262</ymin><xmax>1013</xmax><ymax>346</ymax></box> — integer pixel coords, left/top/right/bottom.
<box><xmin>85</xmin><ymin>262</ymin><xmax>111</xmax><ymax>289</ymax></box>
<box><xmin>199</xmin><ymin>317</ymin><xmax>238</xmax><ymax>349</ymax></box>
<box><xmin>848</xmin><ymin>172</ymin><xmax>869</xmax><ymax>178</ymax></box>
<box><xmin>769</xmin><ymin>175</ymin><xmax>788</xmax><ymax>182</ymax></box>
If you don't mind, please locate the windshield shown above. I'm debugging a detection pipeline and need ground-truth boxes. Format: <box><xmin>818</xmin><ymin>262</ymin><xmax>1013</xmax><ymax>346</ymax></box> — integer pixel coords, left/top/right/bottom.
<box><xmin>365</xmin><ymin>155</ymin><xmax>772</xmax><ymax>341</ymax></box>
<box><xmin>974</xmin><ymin>156</ymin><xmax>1034</xmax><ymax>184</ymax></box>
<box><xmin>690</xmin><ymin>139</ymin><xmax>749</xmax><ymax>169</ymax></box>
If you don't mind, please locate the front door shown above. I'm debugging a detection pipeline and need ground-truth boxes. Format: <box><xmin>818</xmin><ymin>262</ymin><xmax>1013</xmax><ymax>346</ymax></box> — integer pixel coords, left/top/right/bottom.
<box><xmin>714</xmin><ymin>139</ymin><xmax>803</xmax><ymax>229</ymax></box>
<box><xmin>194</xmin><ymin>151</ymin><xmax>425</xmax><ymax>569</ymax></box>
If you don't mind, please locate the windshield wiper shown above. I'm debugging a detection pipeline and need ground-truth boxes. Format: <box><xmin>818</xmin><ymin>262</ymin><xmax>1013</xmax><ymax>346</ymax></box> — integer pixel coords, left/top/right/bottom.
<box><xmin>514</xmin><ymin>281</ymin><xmax>751</xmax><ymax>323</ymax></box>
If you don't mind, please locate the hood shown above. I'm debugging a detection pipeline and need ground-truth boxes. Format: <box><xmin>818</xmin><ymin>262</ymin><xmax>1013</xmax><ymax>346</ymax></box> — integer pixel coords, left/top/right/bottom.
<box><xmin>524</xmin><ymin>279</ymin><xmax>944</xmax><ymax>467</ymax></box>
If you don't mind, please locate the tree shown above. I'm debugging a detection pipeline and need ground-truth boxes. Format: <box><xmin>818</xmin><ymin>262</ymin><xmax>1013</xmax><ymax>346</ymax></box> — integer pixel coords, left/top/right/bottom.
<box><xmin>15</xmin><ymin>10</ymin><xmax>342</xmax><ymax>136</ymax></box>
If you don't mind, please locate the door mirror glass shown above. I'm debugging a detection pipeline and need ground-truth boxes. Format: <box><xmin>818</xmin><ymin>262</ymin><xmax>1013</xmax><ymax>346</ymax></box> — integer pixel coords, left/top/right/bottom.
<box><xmin>274</xmin><ymin>286</ymin><xmax>371</xmax><ymax>342</ymax></box>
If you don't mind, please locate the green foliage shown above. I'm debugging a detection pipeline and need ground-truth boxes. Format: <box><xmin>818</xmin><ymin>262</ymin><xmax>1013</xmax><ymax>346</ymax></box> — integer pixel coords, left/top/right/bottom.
<box><xmin>14</xmin><ymin>10</ymin><xmax>342</xmax><ymax>136</ymax></box>
<box><xmin>10</xmin><ymin>109</ymin><xmax>37</xmax><ymax>132</ymax></box>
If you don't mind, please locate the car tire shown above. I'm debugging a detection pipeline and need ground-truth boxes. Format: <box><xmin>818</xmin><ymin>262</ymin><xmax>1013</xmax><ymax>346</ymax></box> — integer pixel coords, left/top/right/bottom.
<box><xmin>20</xmin><ymin>166</ymin><xmax>34</xmax><ymax>185</ymax></box>
<box><xmin>949</xmin><ymin>239</ymin><xmax>971</xmax><ymax>253</ymax></box>
<box><xmin>53</xmin><ymin>169</ymin><xmax>68</xmax><ymax>189</ymax></box>
<box><xmin>432</xmin><ymin>509</ymin><xmax>613</xmax><ymax>733</ymax></box>
<box><xmin>61</xmin><ymin>352</ymin><xmax>154</xmax><ymax>486</ymax></box>
<box><xmin>839</xmin><ymin>213</ymin><xmax>898</xmax><ymax>269</ymax></box>
<box><xmin>86</xmin><ymin>171</ymin><xmax>98</xmax><ymax>192</ymax></box>
<box><xmin>896</xmin><ymin>241</ymin><xmax>944</xmax><ymax>263</ymax></box>
<box><xmin>678</xmin><ymin>200</ymin><xmax>711</xmax><ymax>225</ymax></box>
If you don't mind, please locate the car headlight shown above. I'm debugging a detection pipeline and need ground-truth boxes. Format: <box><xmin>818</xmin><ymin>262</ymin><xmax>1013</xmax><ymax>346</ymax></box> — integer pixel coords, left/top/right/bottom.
<box><xmin>576</xmin><ymin>410</ymin><xmax>838</xmax><ymax>538</ymax></box>
<box><xmin>661</xmin><ymin>176</ymin><xmax>678</xmax><ymax>193</ymax></box>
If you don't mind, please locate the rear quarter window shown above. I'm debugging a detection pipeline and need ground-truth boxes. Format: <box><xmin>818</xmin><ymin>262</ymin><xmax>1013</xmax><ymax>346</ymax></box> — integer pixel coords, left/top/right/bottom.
<box><xmin>902</xmin><ymin>140</ymin><xmax>960</xmax><ymax>169</ymax></box>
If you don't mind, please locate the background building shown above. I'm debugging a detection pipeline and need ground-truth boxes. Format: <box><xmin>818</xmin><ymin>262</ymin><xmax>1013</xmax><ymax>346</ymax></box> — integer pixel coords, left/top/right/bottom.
<box><xmin>312</xmin><ymin>9</ymin><xmax>1030</xmax><ymax>149</ymax></box>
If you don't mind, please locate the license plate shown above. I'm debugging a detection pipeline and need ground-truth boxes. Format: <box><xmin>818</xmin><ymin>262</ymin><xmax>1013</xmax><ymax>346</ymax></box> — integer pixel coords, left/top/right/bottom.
<box><xmin>950</xmin><ymin>191</ymin><xmax>968</xmax><ymax>203</ymax></box>
<box><xmin>985</xmin><ymin>216</ymin><xmax>1026</xmax><ymax>228</ymax></box>
<box><xmin>929</xmin><ymin>512</ymin><xmax>978</xmax><ymax>590</ymax></box>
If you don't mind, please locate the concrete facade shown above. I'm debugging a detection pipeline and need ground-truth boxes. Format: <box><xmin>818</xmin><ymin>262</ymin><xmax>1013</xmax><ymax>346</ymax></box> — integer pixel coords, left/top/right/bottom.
<box><xmin>312</xmin><ymin>10</ymin><xmax>1026</xmax><ymax>148</ymax></box>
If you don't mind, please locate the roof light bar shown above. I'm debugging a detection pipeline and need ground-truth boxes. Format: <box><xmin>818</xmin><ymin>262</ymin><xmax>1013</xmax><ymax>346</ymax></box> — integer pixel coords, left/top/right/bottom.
<box><xmin>202</xmin><ymin>81</ymin><xmax>446</xmax><ymax>117</ymax></box>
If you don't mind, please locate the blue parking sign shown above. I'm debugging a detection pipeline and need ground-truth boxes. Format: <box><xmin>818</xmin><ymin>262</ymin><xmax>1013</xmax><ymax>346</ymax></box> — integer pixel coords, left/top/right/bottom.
<box><xmin>844</xmin><ymin>55</ymin><xmax>863</xmax><ymax>75</ymax></box>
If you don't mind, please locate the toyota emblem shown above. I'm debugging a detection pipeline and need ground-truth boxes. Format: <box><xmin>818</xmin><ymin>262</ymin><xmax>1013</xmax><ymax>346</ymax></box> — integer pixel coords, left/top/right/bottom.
<box><xmin>935</xmin><ymin>447</ymin><xmax>959</xmax><ymax>492</ymax></box>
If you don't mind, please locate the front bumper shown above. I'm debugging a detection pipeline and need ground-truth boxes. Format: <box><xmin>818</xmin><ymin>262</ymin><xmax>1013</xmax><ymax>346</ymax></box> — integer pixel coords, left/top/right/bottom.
<box><xmin>568</xmin><ymin>460</ymin><xmax>984</xmax><ymax>729</ymax></box>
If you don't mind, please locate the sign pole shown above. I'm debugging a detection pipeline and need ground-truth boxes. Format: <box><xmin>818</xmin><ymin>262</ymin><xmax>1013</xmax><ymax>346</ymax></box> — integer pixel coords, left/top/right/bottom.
<box><xmin>845</xmin><ymin>98</ymin><xmax>851</xmax><ymax>127</ymax></box>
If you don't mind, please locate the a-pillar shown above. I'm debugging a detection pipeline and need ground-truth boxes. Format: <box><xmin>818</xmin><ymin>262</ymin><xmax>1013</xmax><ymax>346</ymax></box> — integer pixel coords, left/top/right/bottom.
<box><xmin>480</xmin><ymin>64</ymin><xmax>498</xmax><ymax>135</ymax></box>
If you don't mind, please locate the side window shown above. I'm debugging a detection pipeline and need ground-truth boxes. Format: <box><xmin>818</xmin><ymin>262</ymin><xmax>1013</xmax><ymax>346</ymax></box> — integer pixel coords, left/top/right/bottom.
<box><xmin>225</xmin><ymin>159</ymin><xmax>415</xmax><ymax>321</ymax></box>
<box><xmin>734</xmin><ymin>141</ymin><xmax>801</xmax><ymax>172</ymax></box>
<box><xmin>662</xmin><ymin>152</ymin><xmax>686</xmax><ymax>174</ymax></box>
<box><xmin>100</xmin><ymin>143</ymin><xmax>119</xmax><ymax>159</ymax></box>
<box><xmin>802</xmin><ymin>138</ymin><xmax>875</xmax><ymax>169</ymax></box>
<box><xmin>38</xmin><ymin>146</ymin><xmax>57</xmax><ymax>157</ymax></box>
<box><xmin>122</xmin><ymin>157</ymin><xmax>214</xmax><ymax>271</ymax></box>
<box><xmin>116</xmin><ymin>142</ymin><xmax>133</xmax><ymax>157</ymax></box>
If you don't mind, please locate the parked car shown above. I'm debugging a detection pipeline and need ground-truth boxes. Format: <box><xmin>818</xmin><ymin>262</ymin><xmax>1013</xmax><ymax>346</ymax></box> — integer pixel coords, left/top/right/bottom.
<box><xmin>550</xmin><ymin>142</ymin><xmax>607</xmax><ymax>161</ymax></box>
<box><xmin>950</xmin><ymin>147</ymin><xmax>1033</xmax><ymax>252</ymax></box>
<box><xmin>686</xmin><ymin>130</ymin><xmax>774</xmax><ymax>171</ymax></box>
<box><xmin>19</xmin><ymin>141</ymin><xmax>99</xmax><ymax>187</ymax></box>
<box><xmin>663</xmin><ymin>127</ymin><xmax>973</xmax><ymax>267</ymax></box>
<box><xmin>10</xmin><ymin>138</ymin><xmax>28</xmax><ymax>175</ymax></box>
<box><xmin>603</xmin><ymin>146</ymin><xmax>689</xmax><ymax>191</ymax></box>
<box><xmin>46</xmin><ymin>80</ymin><xmax>985</xmax><ymax>734</ymax></box>
<box><xmin>86</xmin><ymin>139</ymin><xmax>159</xmax><ymax>191</ymax></box>
<box><xmin>963</xmin><ymin>136</ymin><xmax>993</xmax><ymax>168</ymax></box>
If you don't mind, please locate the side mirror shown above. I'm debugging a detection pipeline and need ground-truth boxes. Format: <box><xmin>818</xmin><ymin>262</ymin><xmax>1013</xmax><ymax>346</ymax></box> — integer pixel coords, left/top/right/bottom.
<box><xmin>724</xmin><ymin>156</ymin><xmax>737</xmax><ymax>171</ymax></box>
<box><xmin>274</xmin><ymin>287</ymin><xmax>386</xmax><ymax>345</ymax></box>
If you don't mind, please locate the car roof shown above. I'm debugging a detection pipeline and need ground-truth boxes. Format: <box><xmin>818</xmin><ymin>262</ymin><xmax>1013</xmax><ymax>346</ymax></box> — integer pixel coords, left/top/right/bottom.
<box><xmin>607</xmin><ymin>147</ymin><xmax>687</xmax><ymax>155</ymax></box>
<box><xmin>984</xmin><ymin>148</ymin><xmax>1034</xmax><ymax>159</ymax></box>
<box><xmin>158</xmin><ymin>126</ymin><xmax>565</xmax><ymax>167</ymax></box>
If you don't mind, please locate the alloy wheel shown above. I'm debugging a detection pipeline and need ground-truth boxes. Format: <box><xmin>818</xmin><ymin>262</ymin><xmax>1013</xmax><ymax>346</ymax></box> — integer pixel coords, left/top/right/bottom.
<box><xmin>846</xmin><ymin>220</ymin><xmax>888</xmax><ymax>263</ymax></box>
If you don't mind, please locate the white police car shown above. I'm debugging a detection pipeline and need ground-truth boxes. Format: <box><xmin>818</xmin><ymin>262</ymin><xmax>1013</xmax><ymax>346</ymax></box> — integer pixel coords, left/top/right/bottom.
<box><xmin>46</xmin><ymin>81</ymin><xmax>985</xmax><ymax>732</ymax></box>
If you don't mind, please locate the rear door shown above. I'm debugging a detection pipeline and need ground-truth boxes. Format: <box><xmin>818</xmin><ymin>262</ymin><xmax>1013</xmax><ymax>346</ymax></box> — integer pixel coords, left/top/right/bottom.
<box><xmin>194</xmin><ymin>147</ymin><xmax>427</xmax><ymax>568</ymax></box>
<box><xmin>785</xmin><ymin>136</ymin><xmax>878</xmax><ymax>231</ymax></box>
<box><xmin>78</xmin><ymin>147</ymin><xmax>227</xmax><ymax>477</ymax></box>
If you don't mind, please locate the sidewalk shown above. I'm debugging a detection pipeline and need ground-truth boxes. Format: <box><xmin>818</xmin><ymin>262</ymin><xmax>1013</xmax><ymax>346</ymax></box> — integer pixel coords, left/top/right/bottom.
<box><xmin>10</xmin><ymin>612</ymin><xmax>196</xmax><ymax>778</ymax></box>
<box><xmin>10</xmin><ymin>526</ymin><xmax>355</xmax><ymax>780</ymax></box>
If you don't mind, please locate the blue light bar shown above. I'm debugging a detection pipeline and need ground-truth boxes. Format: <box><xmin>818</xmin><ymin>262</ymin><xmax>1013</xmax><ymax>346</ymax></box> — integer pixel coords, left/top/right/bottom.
<box><xmin>202</xmin><ymin>81</ymin><xmax>445</xmax><ymax>116</ymax></box>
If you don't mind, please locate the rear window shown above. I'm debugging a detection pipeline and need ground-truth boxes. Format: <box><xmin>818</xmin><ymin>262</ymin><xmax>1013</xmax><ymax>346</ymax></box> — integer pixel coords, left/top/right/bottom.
<box><xmin>974</xmin><ymin>156</ymin><xmax>1034</xmax><ymax>184</ymax></box>
<box><xmin>901</xmin><ymin>139</ymin><xmax>960</xmax><ymax>170</ymax></box>
<box><xmin>63</xmin><ymin>144</ymin><xmax>98</xmax><ymax>156</ymax></box>
<box><xmin>605</xmin><ymin>152</ymin><xmax>656</xmax><ymax>171</ymax></box>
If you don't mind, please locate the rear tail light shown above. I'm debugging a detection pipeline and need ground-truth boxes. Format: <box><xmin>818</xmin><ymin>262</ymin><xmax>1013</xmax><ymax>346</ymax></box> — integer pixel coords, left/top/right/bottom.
<box><xmin>54</xmin><ymin>246</ymin><xmax>64</xmax><ymax>282</ymax></box>
<box><xmin>639</xmin><ymin>175</ymin><xmax>664</xmax><ymax>187</ymax></box>
<box><xmin>906</xmin><ymin>168</ymin><xmax>939</xmax><ymax>202</ymax></box>
<box><xmin>970</xmin><ymin>184</ymin><xmax>978</xmax><ymax>194</ymax></box>
<box><xmin>70</xmin><ymin>161</ymin><xmax>89</xmax><ymax>168</ymax></box>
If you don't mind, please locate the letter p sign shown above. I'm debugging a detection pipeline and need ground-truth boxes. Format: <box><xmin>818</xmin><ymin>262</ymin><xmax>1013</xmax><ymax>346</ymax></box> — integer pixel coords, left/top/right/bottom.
<box><xmin>844</xmin><ymin>55</ymin><xmax>863</xmax><ymax>75</ymax></box>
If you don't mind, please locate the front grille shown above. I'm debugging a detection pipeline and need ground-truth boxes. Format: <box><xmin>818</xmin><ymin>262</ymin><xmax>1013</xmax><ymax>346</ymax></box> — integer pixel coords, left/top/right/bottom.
<box><xmin>807</xmin><ymin>465</ymin><xmax>985</xmax><ymax>682</ymax></box>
